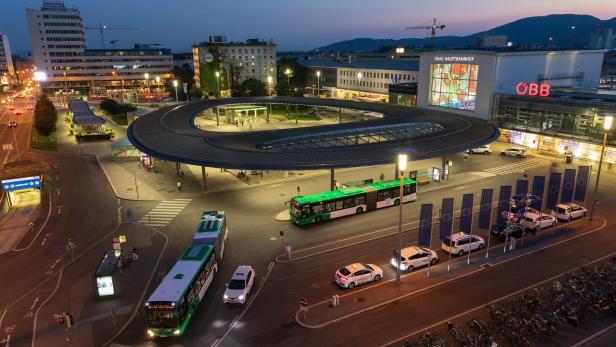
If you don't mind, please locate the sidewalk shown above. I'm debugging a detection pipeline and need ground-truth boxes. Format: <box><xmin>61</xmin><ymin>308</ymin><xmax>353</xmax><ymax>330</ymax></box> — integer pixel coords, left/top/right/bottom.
<box><xmin>295</xmin><ymin>218</ymin><xmax>604</xmax><ymax>328</ymax></box>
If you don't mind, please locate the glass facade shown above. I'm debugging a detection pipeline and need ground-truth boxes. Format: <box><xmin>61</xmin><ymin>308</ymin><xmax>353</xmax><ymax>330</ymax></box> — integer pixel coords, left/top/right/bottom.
<box><xmin>429</xmin><ymin>63</ymin><xmax>478</xmax><ymax>111</ymax></box>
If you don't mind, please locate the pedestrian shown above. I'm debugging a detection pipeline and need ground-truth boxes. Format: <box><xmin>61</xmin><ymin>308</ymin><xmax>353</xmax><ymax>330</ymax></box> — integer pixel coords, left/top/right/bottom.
<box><xmin>28</xmin><ymin>222</ymin><xmax>34</xmax><ymax>231</ymax></box>
<box><xmin>132</xmin><ymin>247</ymin><xmax>139</xmax><ymax>262</ymax></box>
<box><xmin>177</xmin><ymin>180</ymin><xmax>182</xmax><ymax>191</ymax></box>
<box><xmin>379</xmin><ymin>173</ymin><xmax>385</xmax><ymax>182</ymax></box>
<box><xmin>285</xmin><ymin>244</ymin><xmax>292</xmax><ymax>260</ymax></box>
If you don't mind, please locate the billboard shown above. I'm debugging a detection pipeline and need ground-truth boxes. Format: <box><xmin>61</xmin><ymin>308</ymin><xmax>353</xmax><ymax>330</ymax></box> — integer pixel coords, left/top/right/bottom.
<box><xmin>2</xmin><ymin>176</ymin><xmax>41</xmax><ymax>192</ymax></box>
<box><xmin>429</xmin><ymin>63</ymin><xmax>479</xmax><ymax>111</ymax></box>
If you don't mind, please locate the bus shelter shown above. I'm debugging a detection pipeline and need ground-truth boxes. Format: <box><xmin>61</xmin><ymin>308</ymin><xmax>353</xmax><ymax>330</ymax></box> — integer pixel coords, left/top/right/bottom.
<box><xmin>94</xmin><ymin>250</ymin><xmax>123</xmax><ymax>298</ymax></box>
<box><xmin>214</xmin><ymin>104</ymin><xmax>268</xmax><ymax>125</ymax></box>
<box><xmin>69</xmin><ymin>100</ymin><xmax>110</xmax><ymax>141</ymax></box>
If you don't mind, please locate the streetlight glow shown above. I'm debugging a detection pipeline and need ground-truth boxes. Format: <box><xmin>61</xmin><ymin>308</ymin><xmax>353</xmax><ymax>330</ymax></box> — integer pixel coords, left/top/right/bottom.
<box><xmin>173</xmin><ymin>80</ymin><xmax>178</xmax><ymax>87</ymax></box>
<box><xmin>215</xmin><ymin>71</ymin><xmax>220</xmax><ymax>78</ymax></box>
<box><xmin>357</xmin><ymin>72</ymin><xmax>363</xmax><ymax>79</ymax></box>
<box><xmin>144</xmin><ymin>73</ymin><xmax>149</xmax><ymax>79</ymax></box>
<box><xmin>316</xmin><ymin>70</ymin><xmax>321</xmax><ymax>77</ymax></box>
<box><xmin>398</xmin><ymin>153</ymin><xmax>408</xmax><ymax>171</ymax></box>
<box><xmin>604</xmin><ymin>116</ymin><xmax>613</xmax><ymax>131</ymax></box>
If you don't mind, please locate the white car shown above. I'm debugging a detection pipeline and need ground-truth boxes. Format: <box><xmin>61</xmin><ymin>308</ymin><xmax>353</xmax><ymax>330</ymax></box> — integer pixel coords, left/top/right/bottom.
<box><xmin>335</xmin><ymin>263</ymin><xmax>382</xmax><ymax>289</ymax></box>
<box><xmin>520</xmin><ymin>212</ymin><xmax>556</xmax><ymax>230</ymax></box>
<box><xmin>441</xmin><ymin>233</ymin><xmax>485</xmax><ymax>256</ymax></box>
<box><xmin>551</xmin><ymin>203</ymin><xmax>587</xmax><ymax>221</ymax></box>
<box><xmin>500</xmin><ymin>147</ymin><xmax>526</xmax><ymax>158</ymax></box>
<box><xmin>223</xmin><ymin>266</ymin><xmax>255</xmax><ymax>304</ymax></box>
<box><xmin>465</xmin><ymin>145</ymin><xmax>492</xmax><ymax>154</ymax></box>
<box><xmin>391</xmin><ymin>246</ymin><xmax>438</xmax><ymax>272</ymax></box>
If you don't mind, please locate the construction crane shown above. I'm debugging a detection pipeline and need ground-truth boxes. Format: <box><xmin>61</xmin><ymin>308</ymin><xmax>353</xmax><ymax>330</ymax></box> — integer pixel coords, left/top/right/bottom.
<box><xmin>406</xmin><ymin>18</ymin><xmax>446</xmax><ymax>49</ymax></box>
<box><xmin>110</xmin><ymin>40</ymin><xmax>119</xmax><ymax>49</ymax></box>
<box><xmin>84</xmin><ymin>23</ymin><xmax>138</xmax><ymax>49</ymax></box>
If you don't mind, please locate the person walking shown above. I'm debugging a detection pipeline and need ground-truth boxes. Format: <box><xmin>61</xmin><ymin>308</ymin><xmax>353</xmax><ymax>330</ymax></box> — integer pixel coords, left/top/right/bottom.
<box><xmin>177</xmin><ymin>180</ymin><xmax>182</xmax><ymax>191</ymax></box>
<box><xmin>132</xmin><ymin>247</ymin><xmax>139</xmax><ymax>262</ymax></box>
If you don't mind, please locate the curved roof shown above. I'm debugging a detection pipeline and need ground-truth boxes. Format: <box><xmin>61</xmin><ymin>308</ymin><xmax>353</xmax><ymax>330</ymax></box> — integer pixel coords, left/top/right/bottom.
<box><xmin>127</xmin><ymin>97</ymin><xmax>499</xmax><ymax>170</ymax></box>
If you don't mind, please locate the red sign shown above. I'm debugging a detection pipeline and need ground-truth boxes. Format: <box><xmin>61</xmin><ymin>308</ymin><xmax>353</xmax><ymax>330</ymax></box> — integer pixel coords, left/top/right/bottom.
<box><xmin>516</xmin><ymin>82</ymin><xmax>550</xmax><ymax>97</ymax></box>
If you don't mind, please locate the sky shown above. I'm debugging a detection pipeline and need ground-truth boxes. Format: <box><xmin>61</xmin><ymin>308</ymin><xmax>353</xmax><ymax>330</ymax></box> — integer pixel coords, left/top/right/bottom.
<box><xmin>1</xmin><ymin>0</ymin><xmax>615</xmax><ymax>55</ymax></box>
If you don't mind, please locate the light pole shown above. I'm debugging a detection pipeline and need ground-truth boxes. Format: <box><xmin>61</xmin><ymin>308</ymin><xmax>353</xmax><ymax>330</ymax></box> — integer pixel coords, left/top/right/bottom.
<box><xmin>144</xmin><ymin>73</ymin><xmax>150</xmax><ymax>94</ymax></box>
<box><xmin>396</xmin><ymin>153</ymin><xmax>408</xmax><ymax>284</ymax></box>
<box><xmin>215</xmin><ymin>71</ymin><xmax>220</xmax><ymax>98</ymax></box>
<box><xmin>589</xmin><ymin>115</ymin><xmax>613</xmax><ymax>220</ymax></box>
<box><xmin>173</xmin><ymin>80</ymin><xmax>179</xmax><ymax>103</ymax></box>
<box><xmin>155</xmin><ymin>76</ymin><xmax>161</xmax><ymax>101</ymax></box>
<box><xmin>316</xmin><ymin>70</ymin><xmax>321</xmax><ymax>97</ymax></box>
<box><xmin>267</xmin><ymin>75</ymin><xmax>273</xmax><ymax>96</ymax></box>
<box><xmin>8</xmin><ymin>121</ymin><xmax>21</xmax><ymax>162</ymax></box>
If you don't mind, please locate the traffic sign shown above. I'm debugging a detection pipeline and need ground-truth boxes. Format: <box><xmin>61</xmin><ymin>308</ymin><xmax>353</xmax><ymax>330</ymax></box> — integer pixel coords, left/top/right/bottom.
<box><xmin>119</xmin><ymin>235</ymin><xmax>127</xmax><ymax>243</ymax></box>
<box><xmin>25</xmin><ymin>208</ymin><xmax>33</xmax><ymax>215</ymax></box>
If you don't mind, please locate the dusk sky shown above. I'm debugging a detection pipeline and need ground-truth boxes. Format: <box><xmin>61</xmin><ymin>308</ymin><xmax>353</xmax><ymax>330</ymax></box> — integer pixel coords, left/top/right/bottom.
<box><xmin>1</xmin><ymin>0</ymin><xmax>615</xmax><ymax>54</ymax></box>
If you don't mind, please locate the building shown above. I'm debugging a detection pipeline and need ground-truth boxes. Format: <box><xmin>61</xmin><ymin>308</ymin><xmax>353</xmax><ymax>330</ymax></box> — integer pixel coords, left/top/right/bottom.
<box><xmin>173</xmin><ymin>52</ymin><xmax>194</xmax><ymax>70</ymax></box>
<box><xmin>478</xmin><ymin>34</ymin><xmax>509</xmax><ymax>49</ymax></box>
<box><xmin>25</xmin><ymin>0</ymin><xmax>173</xmax><ymax>95</ymax></box>
<box><xmin>589</xmin><ymin>27</ymin><xmax>615</xmax><ymax>50</ymax></box>
<box><xmin>0</xmin><ymin>33</ymin><xmax>15</xmax><ymax>90</ymax></box>
<box><xmin>417</xmin><ymin>50</ymin><xmax>605</xmax><ymax>120</ymax></box>
<box><xmin>601</xmin><ymin>50</ymin><xmax>616</xmax><ymax>88</ymax></box>
<box><xmin>193</xmin><ymin>37</ymin><xmax>277</xmax><ymax>96</ymax></box>
<box><xmin>300</xmin><ymin>59</ymin><xmax>419</xmax><ymax>102</ymax></box>
<box><xmin>12</xmin><ymin>56</ymin><xmax>36</xmax><ymax>87</ymax></box>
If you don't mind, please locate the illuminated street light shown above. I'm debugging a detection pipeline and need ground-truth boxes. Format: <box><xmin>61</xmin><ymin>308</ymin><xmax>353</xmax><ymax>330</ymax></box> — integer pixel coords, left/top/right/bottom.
<box><xmin>589</xmin><ymin>115</ymin><xmax>613</xmax><ymax>221</ymax></box>
<box><xmin>173</xmin><ymin>80</ymin><xmax>179</xmax><ymax>103</ymax></box>
<box><xmin>396</xmin><ymin>153</ymin><xmax>408</xmax><ymax>284</ymax></box>
<box><xmin>316</xmin><ymin>70</ymin><xmax>321</xmax><ymax>96</ymax></box>
<box><xmin>155</xmin><ymin>76</ymin><xmax>161</xmax><ymax>94</ymax></box>
<box><xmin>267</xmin><ymin>75</ymin><xmax>273</xmax><ymax>96</ymax></box>
<box><xmin>144</xmin><ymin>73</ymin><xmax>150</xmax><ymax>94</ymax></box>
<box><xmin>215</xmin><ymin>71</ymin><xmax>220</xmax><ymax>98</ymax></box>
<box><xmin>284</xmin><ymin>68</ymin><xmax>293</xmax><ymax>86</ymax></box>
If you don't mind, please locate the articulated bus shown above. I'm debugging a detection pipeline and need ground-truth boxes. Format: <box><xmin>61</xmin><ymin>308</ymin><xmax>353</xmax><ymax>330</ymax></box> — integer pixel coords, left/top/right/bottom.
<box><xmin>144</xmin><ymin>211</ymin><xmax>228</xmax><ymax>338</ymax></box>
<box><xmin>289</xmin><ymin>178</ymin><xmax>417</xmax><ymax>225</ymax></box>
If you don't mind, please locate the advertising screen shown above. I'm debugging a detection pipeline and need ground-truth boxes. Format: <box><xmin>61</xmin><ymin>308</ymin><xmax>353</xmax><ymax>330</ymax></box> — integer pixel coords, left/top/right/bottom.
<box><xmin>429</xmin><ymin>63</ymin><xmax>479</xmax><ymax>111</ymax></box>
<box><xmin>96</xmin><ymin>276</ymin><xmax>115</xmax><ymax>296</ymax></box>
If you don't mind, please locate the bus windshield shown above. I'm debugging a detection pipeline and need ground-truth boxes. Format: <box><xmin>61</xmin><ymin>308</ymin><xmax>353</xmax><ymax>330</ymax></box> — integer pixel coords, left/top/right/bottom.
<box><xmin>289</xmin><ymin>201</ymin><xmax>306</xmax><ymax>218</ymax></box>
<box><xmin>146</xmin><ymin>307</ymin><xmax>178</xmax><ymax>329</ymax></box>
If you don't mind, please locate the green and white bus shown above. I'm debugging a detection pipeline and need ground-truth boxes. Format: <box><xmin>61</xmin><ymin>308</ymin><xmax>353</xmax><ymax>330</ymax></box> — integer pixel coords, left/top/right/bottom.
<box><xmin>144</xmin><ymin>211</ymin><xmax>228</xmax><ymax>338</ymax></box>
<box><xmin>289</xmin><ymin>178</ymin><xmax>417</xmax><ymax>225</ymax></box>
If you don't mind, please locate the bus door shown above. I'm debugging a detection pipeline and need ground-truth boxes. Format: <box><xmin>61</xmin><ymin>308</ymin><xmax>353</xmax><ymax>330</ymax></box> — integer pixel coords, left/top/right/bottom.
<box><xmin>366</xmin><ymin>190</ymin><xmax>377</xmax><ymax>211</ymax></box>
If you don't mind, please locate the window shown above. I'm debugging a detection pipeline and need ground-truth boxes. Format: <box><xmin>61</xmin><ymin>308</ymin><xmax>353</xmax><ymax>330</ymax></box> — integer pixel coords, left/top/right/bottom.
<box><xmin>335</xmin><ymin>200</ymin><xmax>344</xmax><ymax>210</ymax></box>
<box><xmin>325</xmin><ymin>202</ymin><xmax>335</xmax><ymax>212</ymax></box>
<box><xmin>354</xmin><ymin>196</ymin><xmax>366</xmax><ymax>206</ymax></box>
<box><xmin>343</xmin><ymin>198</ymin><xmax>354</xmax><ymax>208</ymax></box>
<box><xmin>429</xmin><ymin>63</ymin><xmax>479</xmax><ymax>111</ymax></box>
<box><xmin>457</xmin><ymin>238</ymin><xmax>470</xmax><ymax>245</ymax></box>
<box><xmin>246</xmin><ymin>270</ymin><xmax>252</xmax><ymax>282</ymax></box>
<box><xmin>312</xmin><ymin>204</ymin><xmax>324</xmax><ymax>215</ymax></box>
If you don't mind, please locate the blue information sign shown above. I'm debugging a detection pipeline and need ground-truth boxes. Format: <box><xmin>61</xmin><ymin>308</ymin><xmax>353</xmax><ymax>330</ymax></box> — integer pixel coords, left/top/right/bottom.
<box><xmin>2</xmin><ymin>176</ymin><xmax>41</xmax><ymax>192</ymax></box>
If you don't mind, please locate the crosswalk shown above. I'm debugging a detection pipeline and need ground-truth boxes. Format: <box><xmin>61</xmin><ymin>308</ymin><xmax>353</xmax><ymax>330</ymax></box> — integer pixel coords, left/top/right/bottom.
<box><xmin>484</xmin><ymin>158</ymin><xmax>552</xmax><ymax>176</ymax></box>
<box><xmin>138</xmin><ymin>199</ymin><xmax>192</xmax><ymax>227</ymax></box>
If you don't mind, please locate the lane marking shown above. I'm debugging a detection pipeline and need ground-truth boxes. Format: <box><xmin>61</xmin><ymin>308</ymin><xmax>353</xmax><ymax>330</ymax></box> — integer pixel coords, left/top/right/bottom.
<box><xmin>571</xmin><ymin>320</ymin><xmax>616</xmax><ymax>347</ymax></box>
<box><xmin>49</xmin><ymin>258</ymin><xmax>60</xmax><ymax>270</ymax></box>
<box><xmin>29</xmin><ymin>297</ymin><xmax>38</xmax><ymax>311</ymax></box>
<box><xmin>32</xmin><ymin>269</ymin><xmax>63</xmax><ymax>347</ymax></box>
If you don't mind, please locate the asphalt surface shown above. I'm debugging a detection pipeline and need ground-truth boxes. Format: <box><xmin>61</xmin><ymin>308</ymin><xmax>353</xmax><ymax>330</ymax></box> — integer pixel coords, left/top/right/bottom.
<box><xmin>127</xmin><ymin>97</ymin><xmax>500</xmax><ymax>169</ymax></box>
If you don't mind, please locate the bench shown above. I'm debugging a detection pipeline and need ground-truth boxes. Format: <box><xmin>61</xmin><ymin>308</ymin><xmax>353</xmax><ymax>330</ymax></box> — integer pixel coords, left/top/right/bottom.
<box><xmin>416</xmin><ymin>177</ymin><xmax>431</xmax><ymax>185</ymax></box>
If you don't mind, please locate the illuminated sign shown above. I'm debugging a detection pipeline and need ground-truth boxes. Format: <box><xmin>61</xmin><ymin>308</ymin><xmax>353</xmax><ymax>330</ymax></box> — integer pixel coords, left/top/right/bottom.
<box><xmin>33</xmin><ymin>71</ymin><xmax>47</xmax><ymax>81</ymax></box>
<box><xmin>395</xmin><ymin>47</ymin><xmax>405</xmax><ymax>54</ymax></box>
<box><xmin>516</xmin><ymin>82</ymin><xmax>550</xmax><ymax>97</ymax></box>
<box><xmin>2</xmin><ymin>176</ymin><xmax>41</xmax><ymax>192</ymax></box>
<box><xmin>433</xmin><ymin>56</ymin><xmax>475</xmax><ymax>63</ymax></box>
<box><xmin>96</xmin><ymin>276</ymin><xmax>115</xmax><ymax>296</ymax></box>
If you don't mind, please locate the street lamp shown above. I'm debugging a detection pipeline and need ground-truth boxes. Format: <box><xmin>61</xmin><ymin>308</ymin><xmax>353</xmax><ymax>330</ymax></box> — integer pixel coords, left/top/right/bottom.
<box><xmin>155</xmin><ymin>76</ymin><xmax>161</xmax><ymax>99</ymax></box>
<box><xmin>8</xmin><ymin>121</ymin><xmax>21</xmax><ymax>162</ymax></box>
<box><xmin>144</xmin><ymin>73</ymin><xmax>150</xmax><ymax>94</ymax></box>
<box><xmin>284</xmin><ymin>68</ymin><xmax>292</xmax><ymax>86</ymax></box>
<box><xmin>589</xmin><ymin>115</ymin><xmax>613</xmax><ymax>220</ymax></box>
<box><xmin>267</xmin><ymin>75</ymin><xmax>273</xmax><ymax>96</ymax></box>
<box><xmin>173</xmin><ymin>79</ymin><xmax>179</xmax><ymax>103</ymax></box>
<box><xmin>396</xmin><ymin>153</ymin><xmax>408</xmax><ymax>284</ymax></box>
<box><xmin>316</xmin><ymin>70</ymin><xmax>321</xmax><ymax>97</ymax></box>
<box><xmin>215</xmin><ymin>71</ymin><xmax>220</xmax><ymax>98</ymax></box>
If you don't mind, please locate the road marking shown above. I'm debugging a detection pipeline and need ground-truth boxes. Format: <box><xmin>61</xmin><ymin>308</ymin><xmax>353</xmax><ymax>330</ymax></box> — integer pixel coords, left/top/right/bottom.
<box><xmin>138</xmin><ymin>199</ymin><xmax>192</xmax><ymax>227</ymax></box>
<box><xmin>0</xmin><ymin>309</ymin><xmax>6</xmax><ymax>334</ymax></box>
<box><xmin>453</xmin><ymin>185</ymin><xmax>470</xmax><ymax>191</ymax></box>
<box><xmin>40</xmin><ymin>237</ymin><xmax>46</xmax><ymax>247</ymax></box>
<box><xmin>29</xmin><ymin>297</ymin><xmax>38</xmax><ymax>311</ymax></box>
<box><xmin>484</xmin><ymin>158</ymin><xmax>551</xmax><ymax>175</ymax></box>
<box><xmin>212</xmin><ymin>261</ymin><xmax>275</xmax><ymax>347</ymax></box>
<box><xmin>32</xmin><ymin>269</ymin><xmax>63</xmax><ymax>347</ymax></box>
<box><xmin>4</xmin><ymin>334</ymin><xmax>9</xmax><ymax>347</ymax></box>
<box><xmin>50</xmin><ymin>258</ymin><xmax>60</xmax><ymax>270</ymax></box>
<box><xmin>572</xmin><ymin>320</ymin><xmax>616</xmax><ymax>347</ymax></box>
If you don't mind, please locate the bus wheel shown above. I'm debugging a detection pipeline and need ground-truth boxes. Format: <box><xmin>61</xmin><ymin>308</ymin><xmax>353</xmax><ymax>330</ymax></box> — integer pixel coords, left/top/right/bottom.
<box><xmin>394</xmin><ymin>199</ymin><xmax>400</xmax><ymax>206</ymax></box>
<box><xmin>315</xmin><ymin>216</ymin><xmax>322</xmax><ymax>223</ymax></box>
<box><xmin>356</xmin><ymin>207</ymin><xmax>363</xmax><ymax>214</ymax></box>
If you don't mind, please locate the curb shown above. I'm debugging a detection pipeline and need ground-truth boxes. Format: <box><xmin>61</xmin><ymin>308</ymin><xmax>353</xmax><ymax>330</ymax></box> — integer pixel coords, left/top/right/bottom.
<box><xmin>92</xmin><ymin>154</ymin><xmax>158</xmax><ymax>202</ymax></box>
<box><xmin>294</xmin><ymin>217</ymin><xmax>605</xmax><ymax>329</ymax></box>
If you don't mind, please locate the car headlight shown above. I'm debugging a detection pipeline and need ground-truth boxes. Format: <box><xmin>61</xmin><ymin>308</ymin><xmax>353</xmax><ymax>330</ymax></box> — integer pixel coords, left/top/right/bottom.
<box><xmin>238</xmin><ymin>295</ymin><xmax>245</xmax><ymax>300</ymax></box>
<box><xmin>173</xmin><ymin>329</ymin><xmax>181</xmax><ymax>336</ymax></box>
<box><xmin>223</xmin><ymin>294</ymin><xmax>229</xmax><ymax>299</ymax></box>
<box><xmin>147</xmin><ymin>329</ymin><xmax>154</xmax><ymax>337</ymax></box>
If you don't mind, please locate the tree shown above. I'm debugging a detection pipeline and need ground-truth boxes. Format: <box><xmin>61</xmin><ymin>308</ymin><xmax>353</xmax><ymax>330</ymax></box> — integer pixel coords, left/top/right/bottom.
<box><xmin>100</xmin><ymin>98</ymin><xmax>136</xmax><ymax>115</ymax></box>
<box><xmin>237</xmin><ymin>78</ymin><xmax>267</xmax><ymax>96</ymax></box>
<box><xmin>166</xmin><ymin>65</ymin><xmax>195</xmax><ymax>101</ymax></box>
<box><xmin>34</xmin><ymin>95</ymin><xmax>57</xmax><ymax>136</ymax></box>
<box><xmin>276</xmin><ymin>58</ymin><xmax>306</xmax><ymax>96</ymax></box>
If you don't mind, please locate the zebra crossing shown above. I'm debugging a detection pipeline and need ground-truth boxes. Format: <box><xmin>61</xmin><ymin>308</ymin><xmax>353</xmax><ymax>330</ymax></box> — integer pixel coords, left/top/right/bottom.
<box><xmin>138</xmin><ymin>199</ymin><xmax>192</xmax><ymax>227</ymax></box>
<box><xmin>484</xmin><ymin>158</ymin><xmax>552</xmax><ymax>176</ymax></box>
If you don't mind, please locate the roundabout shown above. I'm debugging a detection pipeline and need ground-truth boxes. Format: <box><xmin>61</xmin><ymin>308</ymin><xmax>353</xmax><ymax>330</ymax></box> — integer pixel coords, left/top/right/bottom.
<box><xmin>127</xmin><ymin>96</ymin><xmax>499</xmax><ymax>170</ymax></box>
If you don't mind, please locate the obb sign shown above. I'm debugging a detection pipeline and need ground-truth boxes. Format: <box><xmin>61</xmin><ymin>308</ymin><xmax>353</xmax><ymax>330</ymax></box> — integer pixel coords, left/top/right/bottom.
<box><xmin>516</xmin><ymin>82</ymin><xmax>550</xmax><ymax>97</ymax></box>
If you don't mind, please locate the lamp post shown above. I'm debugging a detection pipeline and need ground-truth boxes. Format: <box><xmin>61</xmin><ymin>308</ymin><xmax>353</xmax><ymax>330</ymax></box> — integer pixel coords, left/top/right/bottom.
<box><xmin>8</xmin><ymin>121</ymin><xmax>20</xmax><ymax>162</ymax></box>
<box><xmin>284</xmin><ymin>68</ymin><xmax>292</xmax><ymax>85</ymax></box>
<box><xmin>215</xmin><ymin>71</ymin><xmax>220</xmax><ymax>98</ymax></box>
<box><xmin>589</xmin><ymin>115</ymin><xmax>613</xmax><ymax>221</ymax></box>
<box><xmin>144</xmin><ymin>73</ymin><xmax>150</xmax><ymax>95</ymax></box>
<box><xmin>316</xmin><ymin>70</ymin><xmax>321</xmax><ymax>97</ymax></box>
<box><xmin>173</xmin><ymin>80</ymin><xmax>179</xmax><ymax>103</ymax></box>
<box><xmin>155</xmin><ymin>76</ymin><xmax>161</xmax><ymax>101</ymax></box>
<box><xmin>267</xmin><ymin>75</ymin><xmax>273</xmax><ymax>96</ymax></box>
<box><xmin>396</xmin><ymin>153</ymin><xmax>408</xmax><ymax>284</ymax></box>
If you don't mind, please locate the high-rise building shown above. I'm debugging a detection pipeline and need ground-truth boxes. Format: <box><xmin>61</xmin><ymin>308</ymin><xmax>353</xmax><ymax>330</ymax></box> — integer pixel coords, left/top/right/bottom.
<box><xmin>0</xmin><ymin>33</ymin><xmax>15</xmax><ymax>90</ymax></box>
<box><xmin>193</xmin><ymin>37</ymin><xmax>276</xmax><ymax>96</ymax></box>
<box><xmin>25</xmin><ymin>0</ymin><xmax>173</xmax><ymax>95</ymax></box>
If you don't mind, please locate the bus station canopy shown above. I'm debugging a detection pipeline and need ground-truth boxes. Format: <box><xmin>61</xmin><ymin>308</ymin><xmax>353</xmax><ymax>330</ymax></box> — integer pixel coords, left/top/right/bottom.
<box><xmin>69</xmin><ymin>100</ymin><xmax>106</xmax><ymax>125</ymax></box>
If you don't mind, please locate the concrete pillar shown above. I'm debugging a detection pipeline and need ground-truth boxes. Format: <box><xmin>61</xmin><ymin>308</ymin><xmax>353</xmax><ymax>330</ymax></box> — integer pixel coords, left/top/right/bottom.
<box><xmin>441</xmin><ymin>157</ymin><xmax>447</xmax><ymax>181</ymax></box>
<box><xmin>339</xmin><ymin>107</ymin><xmax>342</xmax><ymax>124</ymax></box>
<box><xmin>330</xmin><ymin>168</ymin><xmax>335</xmax><ymax>191</ymax></box>
<box><xmin>202</xmin><ymin>166</ymin><xmax>207</xmax><ymax>191</ymax></box>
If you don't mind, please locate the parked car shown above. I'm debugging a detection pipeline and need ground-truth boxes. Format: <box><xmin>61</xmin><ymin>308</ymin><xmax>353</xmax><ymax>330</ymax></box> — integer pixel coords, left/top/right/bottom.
<box><xmin>441</xmin><ymin>233</ymin><xmax>485</xmax><ymax>255</ymax></box>
<box><xmin>223</xmin><ymin>265</ymin><xmax>255</xmax><ymax>304</ymax></box>
<box><xmin>500</xmin><ymin>147</ymin><xmax>526</xmax><ymax>158</ymax></box>
<box><xmin>551</xmin><ymin>203</ymin><xmax>587</xmax><ymax>221</ymax></box>
<box><xmin>335</xmin><ymin>263</ymin><xmax>382</xmax><ymax>289</ymax></box>
<box><xmin>465</xmin><ymin>145</ymin><xmax>492</xmax><ymax>154</ymax></box>
<box><xmin>391</xmin><ymin>246</ymin><xmax>438</xmax><ymax>272</ymax></box>
<box><xmin>520</xmin><ymin>212</ymin><xmax>557</xmax><ymax>230</ymax></box>
<box><xmin>510</xmin><ymin>194</ymin><xmax>541</xmax><ymax>208</ymax></box>
<box><xmin>491</xmin><ymin>223</ymin><xmax>527</xmax><ymax>241</ymax></box>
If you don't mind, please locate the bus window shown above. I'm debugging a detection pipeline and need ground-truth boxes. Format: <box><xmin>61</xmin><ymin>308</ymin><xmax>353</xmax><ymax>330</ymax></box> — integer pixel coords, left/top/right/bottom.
<box><xmin>312</xmin><ymin>204</ymin><xmax>324</xmax><ymax>214</ymax></box>
<box><xmin>325</xmin><ymin>202</ymin><xmax>335</xmax><ymax>212</ymax></box>
<box><xmin>146</xmin><ymin>306</ymin><xmax>178</xmax><ymax>329</ymax></box>
<box><xmin>343</xmin><ymin>198</ymin><xmax>354</xmax><ymax>208</ymax></box>
<box><xmin>335</xmin><ymin>200</ymin><xmax>344</xmax><ymax>210</ymax></box>
<box><xmin>391</xmin><ymin>189</ymin><xmax>400</xmax><ymax>198</ymax></box>
<box><xmin>301</xmin><ymin>205</ymin><xmax>310</xmax><ymax>217</ymax></box>
<box><xmin>354</xmin><ymin>196</ymin><xmax>366</xmax><ymax>206</ymax></box>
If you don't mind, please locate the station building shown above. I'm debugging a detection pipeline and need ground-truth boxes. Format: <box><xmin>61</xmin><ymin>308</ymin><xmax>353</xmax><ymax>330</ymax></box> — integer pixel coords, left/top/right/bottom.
<box><xmin>417</xmin><ymin>50</ymin><xmax>613</xmax><ymax>163</ymax></box>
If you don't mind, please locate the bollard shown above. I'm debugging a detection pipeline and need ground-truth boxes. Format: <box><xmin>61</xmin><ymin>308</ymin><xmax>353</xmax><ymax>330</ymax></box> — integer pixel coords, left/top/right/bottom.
<box><xmin>331</xmin><ymin>294</ymin><xmax>340</xmax><ymax>307</ymax></box>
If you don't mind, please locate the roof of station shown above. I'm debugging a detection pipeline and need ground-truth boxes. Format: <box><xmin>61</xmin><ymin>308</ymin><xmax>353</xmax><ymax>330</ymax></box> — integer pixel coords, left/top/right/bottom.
<box><xmin>127</xmin><ymin>96</ymin><xmax>499</xmax><ymax>170</ymax></box>
<box><xmin>299</xmin><ymin>58</ymin><xmax>419</xmax><ymax>71</ymax></box>
<box><xmin>69</xmin><ymin>100</ymin><xmax>105</xmax><ymax>125</ymax></box>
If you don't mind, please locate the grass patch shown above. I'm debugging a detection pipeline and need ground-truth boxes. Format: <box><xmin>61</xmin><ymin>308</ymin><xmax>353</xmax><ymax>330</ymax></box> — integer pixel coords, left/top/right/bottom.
<box><xmin>271</xmin><ymin>113</ymin><xmax>321</xmax><ymax>121</ymax></box>
<box><xmin>30</xmin><ymin>127</ymin><xmax>57</xmax><ymax>151</ymax></box>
